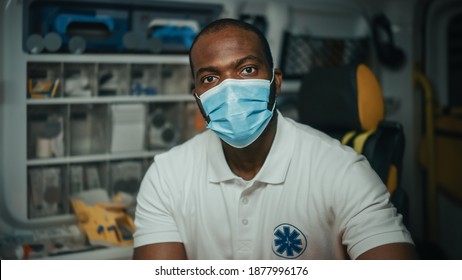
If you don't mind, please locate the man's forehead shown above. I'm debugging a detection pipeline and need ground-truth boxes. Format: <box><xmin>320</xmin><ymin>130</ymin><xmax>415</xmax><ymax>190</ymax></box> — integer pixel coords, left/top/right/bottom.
<box><xmin>191</xmin><ymin>27</ymin><xmax>265</xmax><ymax>68</ymax></box>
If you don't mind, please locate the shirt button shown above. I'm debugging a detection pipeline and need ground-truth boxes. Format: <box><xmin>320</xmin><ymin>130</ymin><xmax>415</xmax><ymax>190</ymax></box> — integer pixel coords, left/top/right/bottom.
<box><xmin>242</xmin><ymin>219</ymin><xmax>248</xmax><ymax>225</ymax></box>
<box><xmin>242</xmin><ymin>197</ymin><xmax>249</xmax><ymax>205</ymax></box>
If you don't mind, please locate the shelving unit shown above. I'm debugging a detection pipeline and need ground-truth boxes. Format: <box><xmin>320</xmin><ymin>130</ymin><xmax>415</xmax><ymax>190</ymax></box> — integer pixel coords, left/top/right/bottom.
<box><xmin>25</xmin><ymin>57</ymin><xmax>199</xmax><ymax>219</ymax></box>
<box><xmin>0</xmin><ymin>0</ymin><xmax>223</xmax><ymax>232</ymax></box>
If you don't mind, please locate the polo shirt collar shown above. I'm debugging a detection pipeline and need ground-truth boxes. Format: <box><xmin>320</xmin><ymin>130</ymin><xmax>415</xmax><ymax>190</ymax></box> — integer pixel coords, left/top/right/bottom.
<box><xmin>206</xmin><ymin>111</ymin><xmax>295</xmax><ymax>185</ymax></box>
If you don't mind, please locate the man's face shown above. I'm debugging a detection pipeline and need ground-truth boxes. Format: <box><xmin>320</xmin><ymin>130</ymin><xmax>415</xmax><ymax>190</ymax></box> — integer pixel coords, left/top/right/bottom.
<box><xmin>190</xmin><ymin>27</ymin><xmax>273</xmax><ymax>95</ymax></box>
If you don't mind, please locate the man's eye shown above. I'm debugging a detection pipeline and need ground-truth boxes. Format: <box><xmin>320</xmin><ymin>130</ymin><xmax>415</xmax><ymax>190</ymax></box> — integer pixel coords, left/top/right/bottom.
<box><xmin>203</xmin><ymin>76</ymin><xmax>216</xmax><ymax>84</ymax></box>
<box><xmin>241</xmin><ymin>67</ymin><xmax>256</xmax><ymax>75</ymax></box>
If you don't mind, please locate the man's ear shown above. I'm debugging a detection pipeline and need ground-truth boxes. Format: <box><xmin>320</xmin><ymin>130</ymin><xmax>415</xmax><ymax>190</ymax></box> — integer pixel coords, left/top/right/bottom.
<box><xmin>274</xmin><ymin>68</ymin><xmax>283</xmax><ymax>94</ymax></box>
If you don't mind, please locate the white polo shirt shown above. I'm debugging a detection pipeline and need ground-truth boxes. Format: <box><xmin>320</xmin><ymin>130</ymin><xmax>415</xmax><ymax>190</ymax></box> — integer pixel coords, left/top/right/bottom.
<box><xmin>134</xmin><ymin>113</ymin><xmax>413</xmax><ymax>259</ymax></box>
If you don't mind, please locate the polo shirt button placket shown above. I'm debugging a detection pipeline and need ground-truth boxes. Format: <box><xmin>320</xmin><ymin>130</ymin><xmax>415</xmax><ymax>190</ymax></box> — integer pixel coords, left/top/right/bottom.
<box><xmin>236</xmin><ymin>191</ymin><xmax>253</xmax><ymax>258</ymax></box>
<box><xmin>240</xmin><ymin>196</ymin><xmax>250</xmax><ymax>226</ymax></box>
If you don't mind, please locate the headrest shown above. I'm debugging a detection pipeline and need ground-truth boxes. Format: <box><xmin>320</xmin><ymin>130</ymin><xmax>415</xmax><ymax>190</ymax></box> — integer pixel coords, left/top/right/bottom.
<box><xmin>298</xmin><ymin>63</ymin><xmax>384</xmax><ymax>134</ymax></box>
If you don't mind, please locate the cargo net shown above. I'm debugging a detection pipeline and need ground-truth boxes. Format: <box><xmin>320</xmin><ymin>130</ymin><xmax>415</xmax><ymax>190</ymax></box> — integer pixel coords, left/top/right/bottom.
<box><xmin>280</xmin><ymin>32</ymin><xmax>370</xmax><ymax>79</ymax></box>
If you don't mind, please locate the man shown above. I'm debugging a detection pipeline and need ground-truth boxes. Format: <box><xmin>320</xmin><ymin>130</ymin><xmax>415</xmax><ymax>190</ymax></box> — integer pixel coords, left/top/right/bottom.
<box><xmin>133</xmin><ymin>18</ymin><xmax>417</xmax><ymax>259</ymax></box>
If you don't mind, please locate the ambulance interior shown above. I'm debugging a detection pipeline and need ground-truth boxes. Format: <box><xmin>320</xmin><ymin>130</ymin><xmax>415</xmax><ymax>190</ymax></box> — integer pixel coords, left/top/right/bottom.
<box><xmin>1</xmin><ymin>0</ymin><xmax>461</xmax><ymax>259</ymax></box>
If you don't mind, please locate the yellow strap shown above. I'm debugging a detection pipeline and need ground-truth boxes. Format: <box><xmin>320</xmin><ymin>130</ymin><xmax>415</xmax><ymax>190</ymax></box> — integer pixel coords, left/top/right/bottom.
<box><xmin>341</xmin><ymin>131</ymin><xmax>356</xmax><ymax>145</ymax></box>
<box><xmin>387</xmin><ymin>164</ymin><xmax>398</xmax><ymax>194</ymax></box>
<box><xmin>345</xmin><ymin>129</ymin><xmax>398</xmax><ymax>196</ymax></box>
<box><xmin>353</xmin><ymin>129</ymin><xmax>376</xmax><ymax>153</ymax></box>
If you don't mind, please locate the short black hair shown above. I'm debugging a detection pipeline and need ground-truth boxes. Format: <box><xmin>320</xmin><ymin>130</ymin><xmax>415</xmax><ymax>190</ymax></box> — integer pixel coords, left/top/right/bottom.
<box><xmin>189</xmin><ymin>18</ymin><xmax>274</xmax><ymax>78</ymax></box>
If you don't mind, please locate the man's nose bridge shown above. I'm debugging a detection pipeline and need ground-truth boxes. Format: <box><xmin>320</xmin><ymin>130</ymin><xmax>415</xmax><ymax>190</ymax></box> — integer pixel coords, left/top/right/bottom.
<box><xmin>221</xmin><ymin>69</ymin><xmax>242</xmax><ymax>82</ymax></box>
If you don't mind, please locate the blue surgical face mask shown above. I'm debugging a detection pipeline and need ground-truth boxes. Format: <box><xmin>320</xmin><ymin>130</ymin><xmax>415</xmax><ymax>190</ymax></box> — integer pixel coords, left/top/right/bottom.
<box><xmin>195</xmin><ymin>72</ymin><xmax>276</xmax><ymax>148</ymax></box>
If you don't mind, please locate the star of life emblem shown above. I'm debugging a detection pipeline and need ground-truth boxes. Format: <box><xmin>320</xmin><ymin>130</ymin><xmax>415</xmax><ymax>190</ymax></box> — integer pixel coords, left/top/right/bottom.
<box><xmin>272</xmin><ymin>223</ymin><xmax>307</xmax><ymax>259</ymax></box>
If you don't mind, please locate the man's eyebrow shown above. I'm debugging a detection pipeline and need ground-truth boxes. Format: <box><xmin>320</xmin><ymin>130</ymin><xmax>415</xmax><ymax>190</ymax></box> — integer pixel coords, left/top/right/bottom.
<box><xmin>234</xmin><ymin>55</ymin><xmax>265</xmax><ymax>67</ymax></box>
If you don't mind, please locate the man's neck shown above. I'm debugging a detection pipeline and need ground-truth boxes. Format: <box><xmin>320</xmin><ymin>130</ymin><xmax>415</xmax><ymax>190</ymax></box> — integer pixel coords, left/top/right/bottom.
<box><xmin>222</xmin><ymin>115</ymin><xmax>278</xmax><ymax>181</ymax></box>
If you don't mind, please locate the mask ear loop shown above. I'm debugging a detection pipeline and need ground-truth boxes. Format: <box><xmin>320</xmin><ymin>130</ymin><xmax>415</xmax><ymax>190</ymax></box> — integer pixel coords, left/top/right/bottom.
<box><xmin>267</xmin><ymin>69</ymin><xmax>277</xmax><ymax>111</ymax></box>
<box><xmin>194</xmin><ymin>93</ymin><xmax>211</xmax><ymax>124</ymax></box>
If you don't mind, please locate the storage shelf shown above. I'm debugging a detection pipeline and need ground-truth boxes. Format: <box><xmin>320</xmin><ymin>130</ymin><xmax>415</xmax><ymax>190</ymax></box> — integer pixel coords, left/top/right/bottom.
<box><xmin>27</xmin><ymin>150</ymin><xmax>166</xmax><ymax>166</ymax></box>
<box><xmin>27</xmin><ymin>54</ymin><xmax>190</xmax><ymax>64</ymax></box>
<box><xmin>27</xmin><ymin>94</ymin><xmax>195</xmax><ymax>105</ymax></box>
<box><xmin>24</xmin><ymin>46</ymin><xmax>196</xmax><ymax>221</ymax></box>
<box><xmin>1</xmin><ymin>0</ymin><xmax>217</xmax><ymax>227</ymax></box>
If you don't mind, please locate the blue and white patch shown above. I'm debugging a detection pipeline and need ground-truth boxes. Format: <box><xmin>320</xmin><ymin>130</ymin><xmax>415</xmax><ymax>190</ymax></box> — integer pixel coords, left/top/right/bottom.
<box><xmin>272</xmin><ymin>223</ymin><xmax>307</xmax><ymax>259</ymax></box>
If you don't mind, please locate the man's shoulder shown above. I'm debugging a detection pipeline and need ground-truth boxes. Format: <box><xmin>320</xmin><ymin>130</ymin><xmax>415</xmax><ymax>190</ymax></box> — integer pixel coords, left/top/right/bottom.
<box><xmin>283</xmin><ymin>116</ymin><xmax>341</xmax><ymax>148</ymax></box>
<box><xmin>155</xmin><ymin>129</ymin><xmax>212</xmax><ymax>164</ymax></box>
<box><xmin>282</xmin><ymin>116</ymin><xmax>360</xmax><ymax>163</ymax></box>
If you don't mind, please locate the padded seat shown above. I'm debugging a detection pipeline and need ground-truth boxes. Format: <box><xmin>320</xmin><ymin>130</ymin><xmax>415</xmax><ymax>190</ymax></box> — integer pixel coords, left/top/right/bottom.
<box><xmin>297</xmin><ymin>63</ymin><xmax>408</xmax><ymax>224</ymax></box>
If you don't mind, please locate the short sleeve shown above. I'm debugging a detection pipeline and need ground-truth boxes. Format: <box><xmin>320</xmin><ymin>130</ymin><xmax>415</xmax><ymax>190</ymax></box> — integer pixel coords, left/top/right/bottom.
<box><xmin>133</xmin><ymin>161</ymin><xmax>183</xmax><ymax>248</ymax></box>
<box><xmin>333</xmin><ymin>157</ymin><xmax>414</xmax><ymax>259</ymax></box>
